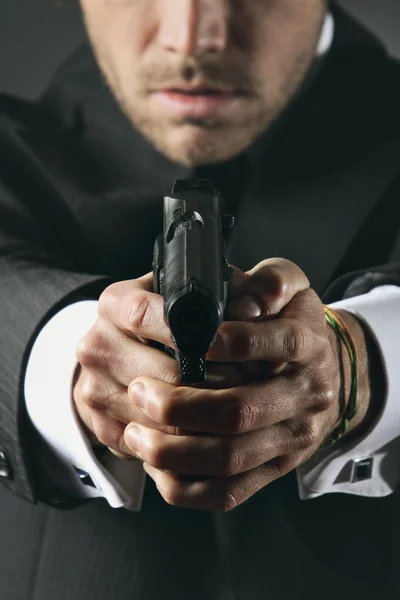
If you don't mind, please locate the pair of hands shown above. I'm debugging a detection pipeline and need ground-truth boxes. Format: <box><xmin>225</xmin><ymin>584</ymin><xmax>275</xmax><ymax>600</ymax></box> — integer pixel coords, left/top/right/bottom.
<box><xmin>74</xmin><ymin>258</ymin><xmax>369</xmax><ymax>511</ymax></box>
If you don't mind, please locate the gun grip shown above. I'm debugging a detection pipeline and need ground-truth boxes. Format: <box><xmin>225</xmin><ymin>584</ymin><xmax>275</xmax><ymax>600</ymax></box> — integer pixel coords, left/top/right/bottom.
<box><xmin>152</xmin><ymin>234</ymin><xmax>164</xmax><ymax>295</ymax></box>
<box><xmin>178</xmin><ymin>352</ymin><xmax>206</xmax><ymax>385</ymax></box>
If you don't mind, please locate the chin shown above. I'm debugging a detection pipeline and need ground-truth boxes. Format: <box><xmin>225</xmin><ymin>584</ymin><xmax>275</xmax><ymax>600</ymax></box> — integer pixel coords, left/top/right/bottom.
<box><xmin>144</xmin><ymin>122</ymin><xmax>256</xmax><ymax>167</ymax></box>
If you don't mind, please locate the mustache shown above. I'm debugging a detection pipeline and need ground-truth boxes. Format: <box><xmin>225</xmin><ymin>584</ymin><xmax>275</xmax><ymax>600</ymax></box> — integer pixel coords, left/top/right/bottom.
<box><xmin>140</xmin><ymin>56</ymin><xmax>257</xmax><ymax>92</ymax></box>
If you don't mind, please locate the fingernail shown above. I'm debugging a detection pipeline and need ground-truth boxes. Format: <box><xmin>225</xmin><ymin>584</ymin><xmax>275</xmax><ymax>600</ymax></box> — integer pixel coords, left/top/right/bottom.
<box><xmin>130</xmin><ymin>382</ymin><xmax>146</xmax><ymax>410</ymax></box>
<box><xmin>126</xmin><ymin>425</ymin><xmax>142</xmax><ymax>454</ymax></box>
<box><xmin>229</xmin><ymin>295</ymin><xmax>261</xmax><ymax>320</ymax></box>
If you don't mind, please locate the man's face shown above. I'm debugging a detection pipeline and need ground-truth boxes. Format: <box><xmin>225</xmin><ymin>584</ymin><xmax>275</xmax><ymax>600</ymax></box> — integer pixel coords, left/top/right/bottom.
<box><xmin>80</xmin><ymin>0</ymin><xmax>327</xmax><ymax>166</ymax></box>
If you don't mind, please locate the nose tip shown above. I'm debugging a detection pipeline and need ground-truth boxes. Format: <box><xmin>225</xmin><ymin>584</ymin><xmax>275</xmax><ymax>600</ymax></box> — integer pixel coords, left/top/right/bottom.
<box><xmin>160</xmin><ymin>0</ymin><xmax>229</xmax><ymax>58</ymax></box>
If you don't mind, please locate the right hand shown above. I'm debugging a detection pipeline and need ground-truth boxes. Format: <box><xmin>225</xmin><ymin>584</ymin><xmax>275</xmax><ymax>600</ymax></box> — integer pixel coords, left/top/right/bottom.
<box><xmin>74</xmin><ymin>273</ymin><xmax>250</xmax><ymax>460</ymax></box>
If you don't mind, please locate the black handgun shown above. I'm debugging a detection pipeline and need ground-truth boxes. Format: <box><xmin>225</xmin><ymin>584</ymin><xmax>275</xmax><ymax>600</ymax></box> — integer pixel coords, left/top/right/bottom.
<box><xmin>153</xmin><ymin>179</ymin><xmax>234</xmax><ymax>384</ymax></box>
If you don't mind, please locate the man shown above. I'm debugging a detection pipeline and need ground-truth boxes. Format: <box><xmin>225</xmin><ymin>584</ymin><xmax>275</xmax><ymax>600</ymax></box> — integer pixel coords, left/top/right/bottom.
<box><xmin>1</xmin><ymin>1</ymin><xmax>400</xmax><ymax>599</ymax></box>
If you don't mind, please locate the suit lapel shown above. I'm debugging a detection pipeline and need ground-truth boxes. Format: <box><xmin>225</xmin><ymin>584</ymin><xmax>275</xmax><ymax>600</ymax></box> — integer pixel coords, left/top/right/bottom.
<box><xmin>229</xmin><ymin>138</ymin><xmax>400</xmax><ymax>296</ymax></box>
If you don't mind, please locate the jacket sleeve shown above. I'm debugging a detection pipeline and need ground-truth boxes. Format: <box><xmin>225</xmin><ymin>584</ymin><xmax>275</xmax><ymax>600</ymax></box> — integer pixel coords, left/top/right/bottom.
<box><xmin>0</xmin><ymin>120</ymin><xmax>114</xmax><ymax>506</ymax></box>
<box><xmin>323</xmin><ymin>263</ymin><xmax>400</xmax><ymax>304</ymax></box>
<box><xmin>0</xmin><ymin>251</ymin><xmax>112</xmax><ymax>506</ymax></box>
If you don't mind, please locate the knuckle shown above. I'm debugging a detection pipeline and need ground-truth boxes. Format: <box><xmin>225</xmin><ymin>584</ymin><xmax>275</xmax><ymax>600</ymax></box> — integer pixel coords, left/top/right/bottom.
<box><xmin>227</xmin><ymin>392</ymin><xmax>256</xmax><ymax>433</ymax></box>
<box><xmin>97</xmin><ymin>281</ymin><xmax>127</xmax><ymax>321</ymax></box>
<box><xmin>98</xmin><ymin>283</ymin><xmax>119</xmax><ymax>315</ymax></box>
<box><xmin>286</xmin><ymin>323</ymin><xmax>309</xmax><ymax>362</ymax></box>
<box><xmin>317</xmin><ymin>382</ymin><xmax>336</xmax><ymax>411</ymax></box>
<box><xmin>76</xmin><ymin>328</ymin><xmax>115</xmax><ymax>370</ymax></box>
<box><xmin>309</xmin><ymin>370</ymin><xmax>337</xmax><ymax>412</ymax></box>
<box><xmin>298</xmin><ymin>418</ymin><xmax>321</xmax><ymax>448</ymax></box>
<box><xmin>77</xmin><ymin>375</ymin><xmax>124</xmax><ymax>414</ymax></box>
<box><xmin>75</xmin><ymin>335</ymin><xmax>95</xmax><ymax>367</ymax></box>
<box><xmin>268</xmin><ymin>266</ymin><xmax>288</xmax><ymax>300</ymax></box>
<box><xmin>220</xmin><ymin>325</ymin><xmax>252</xmax><ymax>361</ymax></box>
<box><xmin>296</xmin><ymin>371</ymin><xmax>312</xmax><ymax>399</ymax></box>
<box><xmin>98</xmin><ymin>346</ymin><xmax>121</xmax><ymax>373</ymax></box>
<box><xmin>273</xmin><ymin>258</ymin><xmax>309</xmax><ymax>287</ymax></box>
<box><xmin>101</xmin><ymin>282</ymin><xmax>119</xmax><ymax>300</ymax></box>
<box><xmin>78</xmin><ymin>375</ymin><xmax>105</xmax><ymax>411</ymax></box>
<box><xmin>216</xmin><ymin>443</ymin><xmax>242</xmax><ymax>476</ymax></box>
<box><xmin>93</xmin><ymin>418</ymin><xmax>120</xmax><ymax>450</ymax></box>
<box><xmin>127</xmin><ymin>293</ymin><xmax>154</xmax><ymax>334</ymax></box>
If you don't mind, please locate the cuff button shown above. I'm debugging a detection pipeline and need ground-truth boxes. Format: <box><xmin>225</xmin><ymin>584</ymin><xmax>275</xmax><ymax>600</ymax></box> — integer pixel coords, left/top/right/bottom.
<box><xmin>73</xmin><ymin>466</ymin><xmax>98</xmax><ymax>489</ymax></box>
<box><xmin>350</xmin><ymin>457</ymin><xmax>374</xmax><ymax>483</ymax></box>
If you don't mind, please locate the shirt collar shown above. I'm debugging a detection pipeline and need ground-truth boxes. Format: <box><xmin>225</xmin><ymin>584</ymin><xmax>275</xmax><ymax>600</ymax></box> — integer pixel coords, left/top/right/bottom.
<box><xmin>316</xmin><ymin>12</ymin><xmax>335</xmax><ymax>58</ymax></box>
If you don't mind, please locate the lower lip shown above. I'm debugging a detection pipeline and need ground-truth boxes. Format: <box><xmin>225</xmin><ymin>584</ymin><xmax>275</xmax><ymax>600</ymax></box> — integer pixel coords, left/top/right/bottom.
<box><xmin>151</xmin><ymin>90</ymin><xmax>240</xmax><ymax>119</ymax></box>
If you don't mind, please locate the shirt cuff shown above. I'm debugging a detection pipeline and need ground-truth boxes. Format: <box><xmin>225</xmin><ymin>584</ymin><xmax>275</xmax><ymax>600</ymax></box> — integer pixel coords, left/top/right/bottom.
<box><xmin>297</xmin><ymin>285</ymin><xmax>400</xmax><ymax>499</ymax></box>
<box><xmin>24</xmin><ymin>300</ymin><xmax>146</xmax><ymax>511</ymax></box>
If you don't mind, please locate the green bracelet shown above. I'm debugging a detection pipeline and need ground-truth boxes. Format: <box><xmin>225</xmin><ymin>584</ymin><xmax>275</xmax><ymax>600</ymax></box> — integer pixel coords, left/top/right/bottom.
<box><xmin>321</xmin><ymin>306</ymin><xmax>359</xmax><ymax>448</ymax></box>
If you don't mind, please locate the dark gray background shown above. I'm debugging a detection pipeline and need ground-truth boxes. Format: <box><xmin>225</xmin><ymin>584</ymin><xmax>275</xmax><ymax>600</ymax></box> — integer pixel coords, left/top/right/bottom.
<box><xmin>1</xmin><ymin>0</ymin><xmax>399</xmax><ymax>100</ymax></box>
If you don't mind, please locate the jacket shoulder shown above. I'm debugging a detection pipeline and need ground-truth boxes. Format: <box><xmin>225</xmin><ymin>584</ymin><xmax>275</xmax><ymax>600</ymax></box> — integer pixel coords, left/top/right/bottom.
<box><xmin>0</xmin><ymin>91</ymin><xmax>58</xmax><ymax>130</ymax></box>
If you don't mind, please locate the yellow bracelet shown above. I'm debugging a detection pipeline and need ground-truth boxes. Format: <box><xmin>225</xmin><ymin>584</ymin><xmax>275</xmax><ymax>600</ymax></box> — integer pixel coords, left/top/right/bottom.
<box><xmin>321</xmin><ymin>306</ymin><xmax>359</xmax><ymax>447</ymax></box>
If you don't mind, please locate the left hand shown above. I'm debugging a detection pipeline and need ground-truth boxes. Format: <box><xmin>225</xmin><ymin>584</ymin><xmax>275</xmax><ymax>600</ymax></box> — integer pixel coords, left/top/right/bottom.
<box><xmin>124</xmin><ymin>259</ymin><xmax>371</xmax><ymax>511</ymax></box>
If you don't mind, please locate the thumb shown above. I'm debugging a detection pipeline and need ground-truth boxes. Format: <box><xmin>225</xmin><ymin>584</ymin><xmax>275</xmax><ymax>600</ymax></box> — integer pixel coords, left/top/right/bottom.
<box><xmin>226</xmin><ymin>258</ymin><xmax>310</xmax><ymax>322</ymax></box>
<box><xmin>226</xmin><ymin>266</ymin><xmax>259</xmax><ymax>321</ymax></box>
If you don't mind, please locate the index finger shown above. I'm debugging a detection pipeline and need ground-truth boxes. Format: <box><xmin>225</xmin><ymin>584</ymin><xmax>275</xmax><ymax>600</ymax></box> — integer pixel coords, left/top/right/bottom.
<box><xmin>98</xmin><ymin>273</ymin><xmax>174</xmax><ymax>347</ymax></box>
<box><xmin>209</xmin><ymin>288</ymin><xmax>322</xmax><ymax>364</ymax></box>
<box><xmin>128</xmin><ymin>374</ymin><xmax>314</xmax><ymax>435</ymax></box>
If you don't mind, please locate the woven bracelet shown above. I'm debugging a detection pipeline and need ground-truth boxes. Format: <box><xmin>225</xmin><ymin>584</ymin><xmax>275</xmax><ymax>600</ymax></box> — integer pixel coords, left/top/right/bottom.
<box><xmin>321</xmin><ymin>306</ymin><xmax>359</xmax><ymax>448</ymax></box>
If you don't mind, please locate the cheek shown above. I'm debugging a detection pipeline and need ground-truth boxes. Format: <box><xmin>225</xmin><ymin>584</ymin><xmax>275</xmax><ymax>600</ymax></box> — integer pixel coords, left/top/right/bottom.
<box><xmin>81</xmin><ymin>1</ymin><xmax>156</xmax><ymax>75</ymax></box>
<box><xmin>251</xmin><ymin>3</ymin><xmax>323</xmax><ymax>97</ymax></box>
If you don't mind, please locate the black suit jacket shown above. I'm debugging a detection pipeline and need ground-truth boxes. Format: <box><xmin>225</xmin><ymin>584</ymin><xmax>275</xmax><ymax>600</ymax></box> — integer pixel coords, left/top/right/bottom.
<box><xmin>1</xmin><ymin>4</ymin><xmax>400</xmax><ymax>599</ymax></box>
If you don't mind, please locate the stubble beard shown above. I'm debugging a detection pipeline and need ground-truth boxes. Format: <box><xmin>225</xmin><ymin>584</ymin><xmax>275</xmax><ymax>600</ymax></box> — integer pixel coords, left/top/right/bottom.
<box><xmin>90</xmin><ymin>32</ymin><xmax>319</xmax><ymax>168</ymax></box>
<box><xmin>111</xmin><ymin>63</ymin><xmax>311</xmax><ymax>168</ymax></box>
<box><xmin>116</xmin><ymin>98</ymin><xmax>277</xmax><ymax>167</ymax></box>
